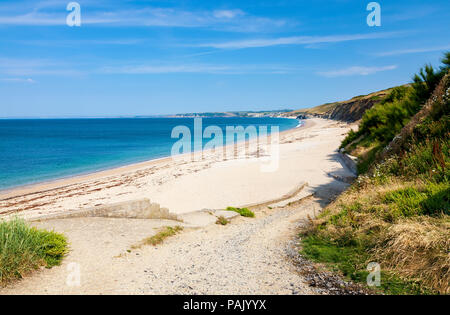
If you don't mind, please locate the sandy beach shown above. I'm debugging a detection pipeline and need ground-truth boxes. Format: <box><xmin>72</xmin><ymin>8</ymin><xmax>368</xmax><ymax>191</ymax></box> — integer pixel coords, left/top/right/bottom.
<box><xmin>0</xmin><ymin>117</ymin><xmax>359</xmax><ymax>295</ymax></box>
<box><xmin>0</xmin><ymin>118</ymin><xmax>354</xmax><ymax>221</ymax></box>
<box><xmin>0</xmin><ymin>118</ymin><xmax>354</xmax><ymax>220</ymax></box>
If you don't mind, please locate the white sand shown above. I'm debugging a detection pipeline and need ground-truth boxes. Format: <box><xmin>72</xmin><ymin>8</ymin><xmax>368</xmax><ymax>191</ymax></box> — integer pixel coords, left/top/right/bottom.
<box><xmin>0</xmin><ymin>118</ymin><xmax>354</xmax><ymax>220</ymax></box>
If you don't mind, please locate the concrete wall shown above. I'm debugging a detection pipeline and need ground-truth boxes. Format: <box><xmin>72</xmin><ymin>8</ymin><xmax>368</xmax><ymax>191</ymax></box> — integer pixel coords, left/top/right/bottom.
<box><xmin>31</xmin><ymin>199</ymin><xmax>179</xmax><ymax>222</ymax></box>
<box><xmin>338</xmin><ymin>150</ymin><xmax>358</xmax><ymax>175</ymax></box>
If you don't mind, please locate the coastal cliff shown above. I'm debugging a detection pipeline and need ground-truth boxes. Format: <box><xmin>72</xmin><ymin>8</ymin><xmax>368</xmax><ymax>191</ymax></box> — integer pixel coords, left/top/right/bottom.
<box><xmin>285</xmin><ymin>87</ymin><xmax>397</xmax><ymax>122</ymax></box>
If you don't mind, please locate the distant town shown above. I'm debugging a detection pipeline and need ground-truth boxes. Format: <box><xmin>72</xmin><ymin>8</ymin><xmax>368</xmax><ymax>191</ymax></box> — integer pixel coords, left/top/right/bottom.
<box><xmin>165</xmin><ymin>109</ymin><xmax>293</xmax><ymax>118</ymax></box>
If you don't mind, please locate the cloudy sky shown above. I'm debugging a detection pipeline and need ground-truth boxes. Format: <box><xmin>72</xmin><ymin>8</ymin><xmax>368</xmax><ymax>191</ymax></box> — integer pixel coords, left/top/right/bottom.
<box><xmin>0</xmin><ymin>0</ymin><xmax>449</xmax><ymax>117</ymax></box>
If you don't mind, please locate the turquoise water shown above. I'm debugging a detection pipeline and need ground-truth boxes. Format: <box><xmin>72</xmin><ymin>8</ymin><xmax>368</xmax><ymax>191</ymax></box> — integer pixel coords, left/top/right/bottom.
<box><xmin>0</xmin><ymin>117</ymin><xmax>299</xmax><ymax>190</ymax></box>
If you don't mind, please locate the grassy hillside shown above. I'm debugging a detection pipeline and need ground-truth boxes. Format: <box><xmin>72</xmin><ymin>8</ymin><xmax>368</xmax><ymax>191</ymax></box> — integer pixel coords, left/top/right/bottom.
<box><xmin>286</xmin><ymin>88</ymin><xmax>395</xmax><ymax>122</ymax></box>
<box><xmin>300</xmin><ymin>52</ymin><xmax>449</xmax><ymax>295</ymax></box>
<box><xmin>342</xmin><ymin>54</ymin><xmax>449</xmax><ymax>174</ymax></box>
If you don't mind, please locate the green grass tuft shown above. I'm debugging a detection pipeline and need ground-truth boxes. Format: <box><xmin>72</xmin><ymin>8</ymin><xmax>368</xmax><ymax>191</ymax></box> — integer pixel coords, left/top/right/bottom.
<box><xmin>215</xmin><ymin>216</ymin><xmax>230</xmax><ymax>225</ymax></box>
<box><xmin>0</xmin><ymin>218</ymin><xmax>68</xmax><ymax>285</ymax></box>
<box><xmin>383</xmin><ymin>183</ymin><xmax>449</xmax><ymax>217</ymax></box>
<box><xmin>132</xmin><ymin>226</ymin><xmax>184</xmax><ymax>249</ymax></box>
<box><xmin>226</xmin><ymin>207</ymin><xmax>255</xmax><ymax>218</ymax></box>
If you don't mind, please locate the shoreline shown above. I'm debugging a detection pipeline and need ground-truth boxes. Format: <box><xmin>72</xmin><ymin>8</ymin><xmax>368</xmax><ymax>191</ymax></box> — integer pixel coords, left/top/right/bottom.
<box><xmin>0</xmin><ymin>118</ymin><xmax>305</xmax><ymax>201</ymax></box>
<box><xmin>0</xmin><ymin>118</ymin><xmax>349</xmax><ymax>221</ymax></box>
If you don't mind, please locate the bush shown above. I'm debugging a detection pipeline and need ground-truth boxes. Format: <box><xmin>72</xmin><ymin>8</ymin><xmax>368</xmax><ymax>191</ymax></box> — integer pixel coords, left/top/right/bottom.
<box><xmin>340</xmin><ymin>129</ymin><xmax>358</xmax><ymax>149</ymax></box>
<box><xmin>0</xmin><ymin>218</ymin><xmax>68</xmax><ymax>285</ymax></box>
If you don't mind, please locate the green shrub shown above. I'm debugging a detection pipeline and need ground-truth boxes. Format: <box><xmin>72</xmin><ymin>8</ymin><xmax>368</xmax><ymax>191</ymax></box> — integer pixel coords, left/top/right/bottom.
<box><xmin>340</xmin><ymin>129</ymin><xmax>358</xmax><ymax>149</ymax></box>
<box><xmin>411</xmin><ymin>65</ymin><xmax>445</xmax><ymax>105</ymax></box>
<box><xmin>0</xmin><ymin>218</ymin><xmax>68</xmax><ymax>285</ymax></box>
<box><xmin>39</xmin><ymin>232</ymin><xmax>68</xmax><ymax>267</ymax></box>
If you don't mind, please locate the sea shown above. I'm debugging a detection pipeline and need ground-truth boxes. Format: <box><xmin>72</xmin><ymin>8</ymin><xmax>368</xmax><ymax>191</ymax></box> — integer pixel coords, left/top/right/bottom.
<box><xmin>0</xmin><ymin>117</ymin><xmax>300</xmax><ymax>191</ymax></box>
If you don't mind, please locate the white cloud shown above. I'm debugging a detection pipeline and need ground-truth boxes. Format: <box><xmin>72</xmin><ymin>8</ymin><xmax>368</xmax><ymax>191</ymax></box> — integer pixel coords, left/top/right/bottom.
<box><xmin>0</xmin><ymin>78</ymin><xmax>35</xmax><ymax>83</ymax></box>
<box><xmin>0</xmin><ymin>56</ymin><xmax>296</xmax><ymax>77</ymax></box>
<box><xmin>213</xmin><ymin>9</ymin><xmax>245</xmax><ymax>19</ymax></box>
<box><xmin>14</xmin><ymin>39</ymin><xmax>145</xmax><ymax>46</ymax></box>
<box><xmin>318</xmin><ymin>65</ymin><xmax>398</xmax><ymax>78</ymax></box>
<box><xmin>0</xmin><ymin>57</ymin><xmax>82</xmax><ymax>76</ymax></box>
<box><xmin>198</xmin><ymin>32</ymin><xmax>401</xmax><ymax>49</ymax></box>
<box><xmin>385</xmin><ymin>5</ymin><xmax>437</xmax><ymax>23</ymax></box>
<box><xmin>375</xmin><ymin>45</ymin><xmax>450</xmax><ymax>57</ymax></box>
<box><xmin>101</xmin><ymin>64</ymin><xmax>232</xmax><ymax>74</ymax></box>
<box><xmin>0</xmin><ymin>12</ymin><xmax>64</xmax><ymax>25</ymax></box>
<box><xmin>99</xmin><ymin>63</ymin><xmax>292</xmax><ymax>75</ymax></box>
<box><xmin>0</xmin><ymin>5</ymin><xmax>285</xmax><ymax>32</ymax></box>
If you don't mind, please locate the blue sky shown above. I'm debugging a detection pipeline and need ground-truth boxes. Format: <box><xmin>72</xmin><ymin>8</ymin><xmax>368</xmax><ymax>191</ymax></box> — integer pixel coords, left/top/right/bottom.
<box><xmin>0</xmin><ymin>0</ymin><xmax>449</xmax><ymax>117</ymax></box>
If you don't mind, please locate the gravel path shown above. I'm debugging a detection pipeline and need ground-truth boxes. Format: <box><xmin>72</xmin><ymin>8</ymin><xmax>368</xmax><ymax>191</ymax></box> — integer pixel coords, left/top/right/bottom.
<box><xmin>1</xmin><ymin>198</ymin><xmax>323</xmax><ymax>295</ymax></box>
<box><xmin>130</xmin><ymin>201</ymin><xmax>319</xmax><ymax>295</ymax></box>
